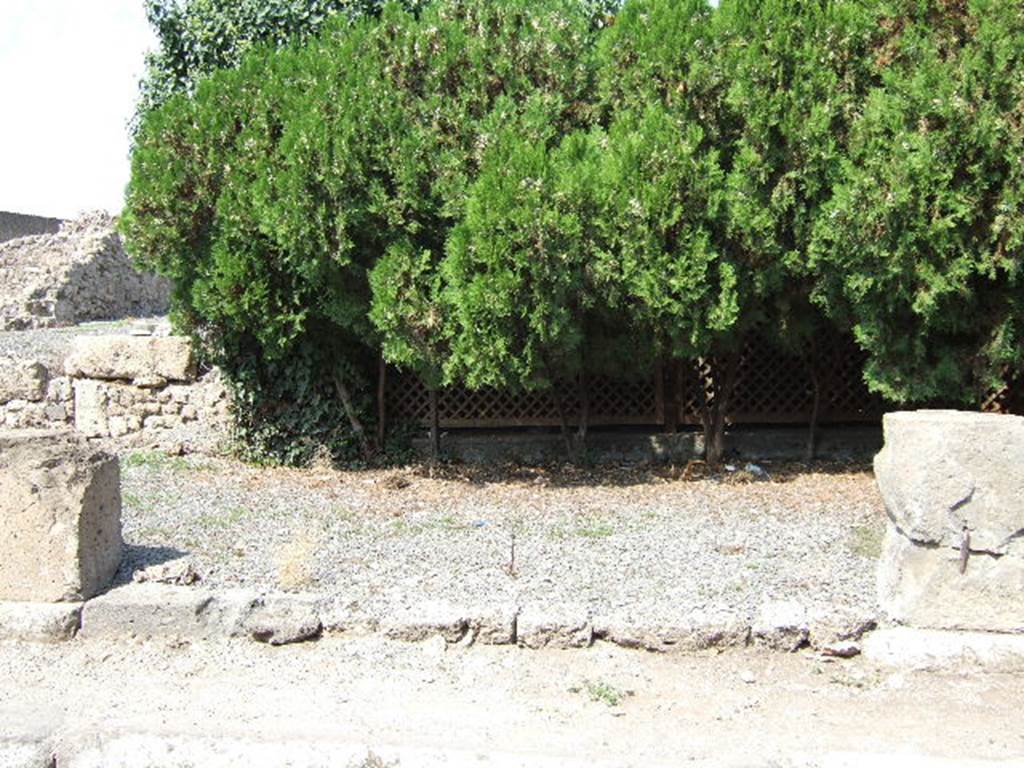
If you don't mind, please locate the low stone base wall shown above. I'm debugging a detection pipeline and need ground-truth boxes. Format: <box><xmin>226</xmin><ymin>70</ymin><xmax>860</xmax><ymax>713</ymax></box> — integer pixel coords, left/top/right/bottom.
<box><xmin>72</xmin><ymin>371</ymin><xmax>228</xmax><ymax>440</ymax></box>
<box><xmin>415</xmin><ymin>425</ymin><xmax>882</xmax><ymax>464</ymax></box>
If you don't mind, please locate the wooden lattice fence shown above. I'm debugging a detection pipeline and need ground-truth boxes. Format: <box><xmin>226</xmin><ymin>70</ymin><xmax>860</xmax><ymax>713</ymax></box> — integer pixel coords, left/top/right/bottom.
<box><xmin>387</xmin><ymin>332</ymin><xmax>899</xmax><ymax>429</ymax></box>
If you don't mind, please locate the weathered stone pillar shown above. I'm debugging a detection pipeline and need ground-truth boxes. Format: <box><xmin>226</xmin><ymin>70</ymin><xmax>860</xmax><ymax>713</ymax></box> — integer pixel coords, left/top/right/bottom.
<box><xmin>874</xmin><ymin>410</ymin><xmax>1024</xmax><ymax>633</ymax></box>
<box><xmin>0</xmin><ymin>429</ymin><xmax>123</xmax><ymax>602</ymax></box>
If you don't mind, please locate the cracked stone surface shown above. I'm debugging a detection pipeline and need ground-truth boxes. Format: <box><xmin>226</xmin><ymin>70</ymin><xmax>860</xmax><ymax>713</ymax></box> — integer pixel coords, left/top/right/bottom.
<box><xmin>874</xmin><ymin>411</ymin><xmax>1024</xmax><ymax>632</ymax></box>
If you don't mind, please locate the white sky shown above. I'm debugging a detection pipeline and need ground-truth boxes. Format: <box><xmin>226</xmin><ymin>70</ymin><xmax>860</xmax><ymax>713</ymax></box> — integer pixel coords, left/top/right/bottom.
<box><xmin>0</xmin><ymin>1</ymin><xmax>155</xmax><ymax>219</ymax></box>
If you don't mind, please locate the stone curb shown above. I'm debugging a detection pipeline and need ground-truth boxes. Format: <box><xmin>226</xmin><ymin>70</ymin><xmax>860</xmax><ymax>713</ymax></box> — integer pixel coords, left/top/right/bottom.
<box><xmin>0</xmin><ymin>600</ymin><xmax>82</xmax><ymax>642</ymax></box>
<box><xmin>4</xmin><ymin>583</ymin><xmax>878</xmax><ymax>656</ymax></box>
<box><xmin>863</xmin><ymin>627</ymin><xmax>1024</xmax><ymax>672</ymax></box>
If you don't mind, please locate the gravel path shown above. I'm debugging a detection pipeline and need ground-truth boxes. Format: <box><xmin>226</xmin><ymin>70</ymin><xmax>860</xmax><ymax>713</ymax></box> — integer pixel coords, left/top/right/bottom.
<box><xmin>4</xmin><ymin>635</ymin><xmax>1024</xmax><ymax>766</ymax></box>
<box><xmin>119</xmin><ymin>456</ymin><xmax>886</xmax><ymax>626</ymax></box>
<box><xmin>0</xmin><ymin>315</ymin><xmax>170</xmax><ymax>368</ymax></box>
<box><xmin>6</xmin><ymin>634</ymin><xmax>1024</xmax><ymax>766</ymax></box>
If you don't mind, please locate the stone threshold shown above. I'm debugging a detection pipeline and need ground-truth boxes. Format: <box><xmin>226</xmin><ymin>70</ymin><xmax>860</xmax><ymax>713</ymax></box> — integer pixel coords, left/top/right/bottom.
<box><xmin>0</xmin><ymin>583</ymin><xmax>873</xmax><ymax>656</ymax></box>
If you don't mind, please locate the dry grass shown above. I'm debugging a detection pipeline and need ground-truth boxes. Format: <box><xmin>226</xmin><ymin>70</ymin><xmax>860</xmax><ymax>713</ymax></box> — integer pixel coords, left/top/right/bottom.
<box><xmin>275</xmin><ymin>530</ymin><xmax>321</xmax><ymax>590</ymax></box>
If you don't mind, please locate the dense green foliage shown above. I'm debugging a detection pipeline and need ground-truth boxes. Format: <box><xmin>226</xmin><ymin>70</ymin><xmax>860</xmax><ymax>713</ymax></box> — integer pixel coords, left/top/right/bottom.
<box><xmin>138</xmin><ymin>0</ymin><xmax>417</xmax><ymax>117</ymax></box>
<box><xmin>125</xmin><ymin>0</ymin><xmax>610</xmax><ymax>461</ymax></box>
<box><xmin>811</xmin><ymin>0</ymin><xmax>1024</xmax><ymax>404</ymax></box>
<box><xmin>124</xmin><ymin>0</ymin><xmax>1024</xmax><ymax>465</ymax></box>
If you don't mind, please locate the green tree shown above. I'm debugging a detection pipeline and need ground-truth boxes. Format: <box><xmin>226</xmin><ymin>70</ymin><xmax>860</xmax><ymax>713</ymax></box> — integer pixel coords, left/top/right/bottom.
<box><xmin>137</xmin><ymin>0</ymin><xmax>425</xmax><ymax>118</ymax></box>
<box><xmin>125</xmin><ymin>0</ymin><xmax>609</xmax><ymax>464</ymax></box>
<box><xmin>365</xmin><ymin>0</ymin><xmax>606</xmax><ymax>460</ymax></box>
<box><xmin>596</xmin><ymin>0</ymin><xmax>879</xmax><ymax>464</ymax></box>
<box><xmin>711</xmin><ymin>0</ymin><xmax>881</xmax><ymax>457</ymax></box>
<box><xmin>123</xmin><ymin>16</ymin><xmax>403</xmax><ymax>461</ymax></box>
<box><xmin>811</xmin><ymin>0</ymin><xmax>1024</xmax><ymax>406</ymax></box>
<box><xmin>442</xmin><ymin>100</ymin><xmax>640</xmax><ymax>460</ymax></box>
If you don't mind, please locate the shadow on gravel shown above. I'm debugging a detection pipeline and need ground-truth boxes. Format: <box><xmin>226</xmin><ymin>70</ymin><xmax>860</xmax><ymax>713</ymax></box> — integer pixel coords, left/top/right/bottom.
<box><xmin>405</xmin><ymin>458</ymin><xmax>873</xmax><ymax>490</ymax></box>
<box><xmin>112</xmin><ymin>544</ymin><xmax>191</xmax><ymax>587</ymax></box>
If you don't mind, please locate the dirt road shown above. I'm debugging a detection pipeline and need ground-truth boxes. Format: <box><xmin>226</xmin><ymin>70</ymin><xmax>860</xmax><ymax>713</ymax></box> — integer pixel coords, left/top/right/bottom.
<box><xmin>3</xmin><ymin>635</ymin><xmax>1023</xmax><ymax>767</ymax></box>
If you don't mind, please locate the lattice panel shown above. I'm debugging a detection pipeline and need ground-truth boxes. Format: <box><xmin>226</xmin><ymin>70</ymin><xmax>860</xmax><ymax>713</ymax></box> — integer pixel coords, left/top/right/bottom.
<box><xmin>671</xmin><ymin>333</ymin><xmax>886</xmax><ymax>426</ymax></box>
<box><xmin>386</xmin><ymin>333</ymin><xmax>1018</xmax><ymax>429</ymax></box>
<box><xmin>388</xmin><ymin>373</ymin><xmax>660</xmax><ymax>428</ymax></box>
<box><xmin>982</xmin><ymin>372</ymin><xmax>1023</xmax><ymax>415</ymax></box>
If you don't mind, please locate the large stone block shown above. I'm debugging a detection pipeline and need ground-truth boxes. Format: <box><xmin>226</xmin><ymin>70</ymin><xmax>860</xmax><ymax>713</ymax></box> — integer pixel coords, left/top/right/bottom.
<box><xmin>874</xmin><ymin>410</ymin><xmax>1023</xmax><ymax>552</ymax></box>
<box><xmin>0</xmin><ymin>357</ymin><xmax>48</xmax><ymax>403</ymax></box>
<box><xmin>0</xmin><ymin>601</ymin><xmax>82</xmax><ymax>642</ymax></box>
<box><xmin>73</xmin><ymin>379</ymin><xmax>109</xmax><ymax>437</ymax></box>
<box><xmin>0</xmin><ymin>430</ymin><xmax>122</xmax><ymax>601</ymax></box>
<box><xmin>874</xmin><ymin>410</ymin><xmax>1024</xmax><ymax>632</ymax></box>
<box><xmin>65</xmin><ymin>335</ymin><xmax>195</xmax><ymax>383</ymax></box>
<box><xmin>80</xmin><ymin>584</ymin><xmax>257</xmax><ymax>640</ymax></box>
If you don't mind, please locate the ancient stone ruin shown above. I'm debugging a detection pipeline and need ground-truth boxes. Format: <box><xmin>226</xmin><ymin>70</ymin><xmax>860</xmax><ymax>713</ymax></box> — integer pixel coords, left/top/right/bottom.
<box><xmin>0</xmin><ymin>210</ymin><xmax>63</xmax><ymax>243</ymax></box>
<box><xmin>0</xmin><ymin>211</ymin><xmax>170</xmax><ymax>330</ymax></box>
<box><xmin>0</xmin><ymin>429</ymin><xmax>123</xmax><ymax>603</ymax></box>
<box><xmin>874</xmin><ymin>410</ymin><xmax>1024</xmax><ymax>633</ymax></box>
<box><xmin>0</xmin><ymin>332</ymin><xmax>230</xmax><ymax>449</ymax></box>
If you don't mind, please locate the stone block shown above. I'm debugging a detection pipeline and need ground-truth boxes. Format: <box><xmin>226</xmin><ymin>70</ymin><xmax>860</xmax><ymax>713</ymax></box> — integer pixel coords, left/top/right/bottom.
<box><xmin>0</xmin><ymin>601</ymin><xmax>82</xmax><ymax>642</ymax></box>
<box><xmin>874</xmin><ymin>410</ymin><xmax>1024</xmax><ymax>632</ymax></box>
<box><xmin>0</xmin><ymin>430</ymin><xmax>122</xmax><ymax>602</ymax></box>
<box><xmin>381</xmin><ymin>600</ymin><xmax>471</xmax><ymax>643</ymax></box>
<box><xmin>0</xmin><ymin>358</ymin><xmax>48</xmax><ymax>403</ymax></box>
<box><xmin>73</xmin><ymin>379</ymin><xmax>109</xmax><ymax>437</ymax></box>
<box><xmin>863</xmin><ymin>627</ymin><xmax>1024</xmax><ymax>673</ymax></box>
<box><xmin>517</xmin><ymin>605</ymin><xmax>592</xmax><ymax>649</ymax></box>
<box><xmin>752</xmin><ymin>599</ymin><xmax>809</xmax><ymax>651</ymax></box>
<box><xmin>237</xmin><ymin>593</ymin><xmax>322</xmax><ymax>645</ymax></box>
<box><xmin>594</xmin><ymin>608</ymin><xmax>750</xmax><ymax>652</ymax></box>
<box><xmin>65</xmin><ymin>335</ymin><xmax>195</xmax><ymax>382</ymax></box>
<box><xmin>875</xmin><ymin>410</ymin><xmax>1024</xmax><ymax>552</ymax></box>
<box><xmin>80</xmin><ymin>584</ymin><xmax>257</xmax><ymax>640</ymax></box>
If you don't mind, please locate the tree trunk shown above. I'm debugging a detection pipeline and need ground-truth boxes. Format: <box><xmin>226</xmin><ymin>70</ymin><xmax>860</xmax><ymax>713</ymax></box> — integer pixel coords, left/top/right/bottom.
<box><xmin>376</xmin><ymin>354</ymin><xmax>387</xmax><ymax>452</ymax></box>
<box><xmin>333</xmin><ymin>369</ymin><xmax>376</xmax><ymax>460</ymax></box>
<box><xmin>428</xmin><ymin>386</ymin><xmax>440</xmax><ymax>468</ymax></box>
<box><xmin>805</xmin><ymin>363</ymin><xmax>821</xmax><ymax>462</ymax></box>
<box><xmin>551</xmin><ymin>384</ymin><xmax>575</xmax><ymax>462</ymax></box>
<box><xmin>706</xmin><ymin>410</ymin><xmax>728</xmax><ymax>467</ymax></box>
<box><xmin>575</xmin><ymin>368</ymin><xmax>590</xmax><ymax>463</ymax></box>
<box><xmin>698</xmin><ymin>354</ymin><xmax>739</xmax><ymax>468</ymax></box>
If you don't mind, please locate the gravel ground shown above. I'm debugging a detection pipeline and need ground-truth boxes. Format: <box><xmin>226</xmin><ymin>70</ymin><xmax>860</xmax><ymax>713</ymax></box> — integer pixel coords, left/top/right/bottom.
<box><xmin>6</xmin><ymin>634</ymin><xmax>1024</xmax><ymax>766</ymax></box>
<box><xmin>118</xmin><ymin>455</ymin><xmax>887</xmax><ymax>626</ymax></box>
<box><xmin>0</xmin><ymin>315</ymin><xmax>170</xmax><ymax>367</ymax></box>
<box><xmin>4</xmin><ymin>635</ymin><xmax>1024</xmax><ymax>766</ymax></box>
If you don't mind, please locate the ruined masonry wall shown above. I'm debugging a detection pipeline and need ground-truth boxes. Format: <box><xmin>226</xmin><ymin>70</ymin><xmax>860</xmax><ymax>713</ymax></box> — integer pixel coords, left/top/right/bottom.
<box><xmin>0</xmin><ymin>212</ymin><xmax>170</xmax><ymax>331</ymax></box>
<box><xmin>0</xmin><ymin>335</ymin><xmax>230</xmax><ymax>449</ymax></box>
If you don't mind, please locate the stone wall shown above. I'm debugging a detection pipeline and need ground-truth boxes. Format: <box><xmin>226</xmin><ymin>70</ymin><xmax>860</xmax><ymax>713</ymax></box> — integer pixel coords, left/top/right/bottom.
<box><xmin>0</xmin><ymin>210</ymin><xmax>62</xmax><ymax>243</ymax></box>
<box><xmin>0</xmin><ymin>334</ymin><xmax>230</xmax><ymax>452</ymax></box>
<box><xmin>0</xmin><ymin>212</ymin><xmax>170</xmax><ymax>331</ymax></box>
